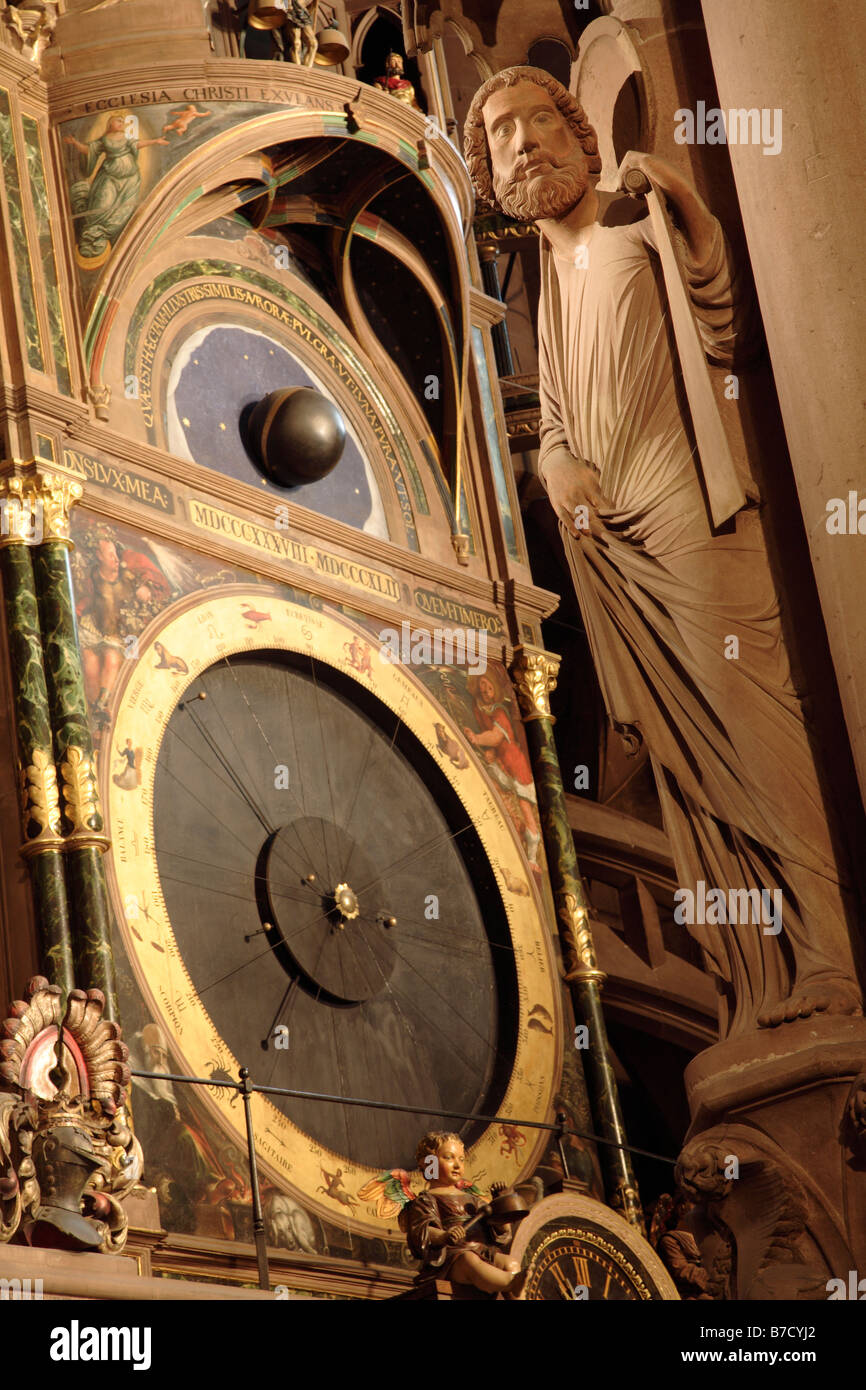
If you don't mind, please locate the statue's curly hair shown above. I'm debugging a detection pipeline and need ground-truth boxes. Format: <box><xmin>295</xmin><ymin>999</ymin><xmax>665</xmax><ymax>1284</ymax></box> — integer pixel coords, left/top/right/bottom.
<box><xmin>415</xmin><ymin>1130</ymin><xmax>463</xmax><ymax>1171</ymax></box>
<box><xmin>464</xmin><ymin>66</ymin><xmax>601</xmax><ymax>212</ymax></box>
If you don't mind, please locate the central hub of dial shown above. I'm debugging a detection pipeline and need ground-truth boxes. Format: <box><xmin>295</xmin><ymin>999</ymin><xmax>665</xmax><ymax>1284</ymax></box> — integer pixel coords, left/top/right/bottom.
<box><xmin>255</xmin><ymin>817</ymin><xmax>397</xmax><ymax>1005</ymax></box>
<box><xmin>332</xmin><ymin>882</ymin><xmax>359</xmax><ymax>925</ymax></box>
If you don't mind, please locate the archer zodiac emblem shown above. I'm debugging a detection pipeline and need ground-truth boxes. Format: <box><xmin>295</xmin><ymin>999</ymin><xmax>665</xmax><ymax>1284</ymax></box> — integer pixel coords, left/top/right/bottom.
<box><xmin>317</xmin><ymin>1167</ymin><xmax>358</xmax><ymax>1210</ymax></box>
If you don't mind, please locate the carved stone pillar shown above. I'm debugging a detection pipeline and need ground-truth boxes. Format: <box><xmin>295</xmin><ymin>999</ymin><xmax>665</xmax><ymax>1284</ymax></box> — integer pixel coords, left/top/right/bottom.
<box><xmin>24</xmin><ymin>472</ymin><xmax>119</xmax><ymax>1020</ymax></box>
<box><xmin>510</xmin><ymin>645</ymin><xmax>645</xmax><ymax>1232</ymax></box>
<box><xmin>699</xmin><ymin>0</ymin><xmax>866</xmax><ymax>809</ymax></box>
<box><xmin>0</xmin><ymin>478</ymin><xmax>74</xmax><ymax>995</ymax></box>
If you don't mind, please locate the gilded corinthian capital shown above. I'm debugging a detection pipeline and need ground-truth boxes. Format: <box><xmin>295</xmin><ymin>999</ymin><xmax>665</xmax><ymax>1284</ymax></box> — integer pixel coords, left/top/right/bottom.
<box><xmin>20</xmin><ymin>471</ymin><xmax>83</xmax><ymax>544</ymax></box>
<box><xmin>510</xmin><ymin>646</ymin><xmax>560</xmax><ymax>721</ymax></box>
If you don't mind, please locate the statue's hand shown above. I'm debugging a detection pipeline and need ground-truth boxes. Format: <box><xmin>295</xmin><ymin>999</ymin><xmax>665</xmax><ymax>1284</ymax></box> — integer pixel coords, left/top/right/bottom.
<box><xmin>617</xmin><ymin>150</ymin><xmax>716</xmax><ymax>265</ymax></box>
<box><xmin>617</xmin><ymin>151</ymin><xmax>681</xmax><ymax>201</ymax></box>
<box><xmin>542</xmin><ymin>451</ymin><xmax>611</xmax><ymax>540</ymax></box>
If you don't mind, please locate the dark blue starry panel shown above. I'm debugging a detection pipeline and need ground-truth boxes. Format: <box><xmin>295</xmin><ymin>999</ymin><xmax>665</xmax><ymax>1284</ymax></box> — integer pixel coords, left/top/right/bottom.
<box><xmin>165</xmin><ymin>323</ymin><xmax>387</xmax><ymax>537</ymax></box>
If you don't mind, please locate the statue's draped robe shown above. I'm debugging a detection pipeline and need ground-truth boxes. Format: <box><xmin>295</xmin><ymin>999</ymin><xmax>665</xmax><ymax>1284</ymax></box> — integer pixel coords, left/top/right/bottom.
<box><xmin>537</xmin><ymin>214</ymin><xmax>859</xmax><ymax>1038</ymax></box>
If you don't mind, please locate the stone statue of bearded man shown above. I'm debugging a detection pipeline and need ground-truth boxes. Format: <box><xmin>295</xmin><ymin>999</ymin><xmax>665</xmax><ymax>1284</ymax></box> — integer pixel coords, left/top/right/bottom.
<box><xmin>465</xmin><ymin>67</ymin><xmax>862</xmax><ymax>1040</ymax></box>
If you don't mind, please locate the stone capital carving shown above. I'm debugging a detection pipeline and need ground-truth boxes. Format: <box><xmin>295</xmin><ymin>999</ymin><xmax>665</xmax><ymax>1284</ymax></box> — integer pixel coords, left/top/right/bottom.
<box><xmin>86</xmin><ymin>382</ymin><xmax>111</xmax><ymax>421</ymax></box>
<box><xmin>1</xmin><ymin>1</ymin><xmax>58</xmax><ymax>66</ymax></box>
<box><xmin>0</xmin><ymin>476</ymin><xmax>42</xmax><ymax>547</ymax></box>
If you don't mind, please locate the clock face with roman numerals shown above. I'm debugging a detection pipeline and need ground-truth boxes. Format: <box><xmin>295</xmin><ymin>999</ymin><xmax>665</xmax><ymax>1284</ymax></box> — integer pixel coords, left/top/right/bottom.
<box><xmin>510</xmin><ymin>1192</ymin><xmax>679</xmax><ymax>1302</ymax></box>
<box><xmin>525</xmin><ymin>1228</ymin><xmax>646</xmax><ymax>1301</ymax></box>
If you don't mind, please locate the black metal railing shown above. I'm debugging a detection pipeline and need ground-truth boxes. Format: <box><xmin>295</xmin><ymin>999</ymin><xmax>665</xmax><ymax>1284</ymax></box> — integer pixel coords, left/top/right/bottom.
<box><xmin>129</xmin><ymin>1065</ymin><xmax>676</xmax><ymax>1290</ymax></box>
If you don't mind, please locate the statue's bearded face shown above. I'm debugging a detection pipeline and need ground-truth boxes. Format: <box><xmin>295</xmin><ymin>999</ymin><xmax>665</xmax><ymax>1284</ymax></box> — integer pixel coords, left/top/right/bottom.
<box><xmin>482</xmin><ymin>83</ymin><xmax>589</xmax><ymax>221</ymax></box>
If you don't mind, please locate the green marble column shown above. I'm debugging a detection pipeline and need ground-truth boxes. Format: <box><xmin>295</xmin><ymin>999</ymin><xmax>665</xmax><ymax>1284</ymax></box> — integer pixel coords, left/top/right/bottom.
<box><xmin>0</xmin><ymin>480</ymin><xmax>73</xmax><ymax>993</ymax></box>
<box><xmin>27</xmin><ymin>472</ymin><xmax>119</xmax><ymax>1020</ymax></box>
<box><xmin>511</xmin><ymin>646</ymin><xmax>645</xmax><ymax>1234</ymax></box>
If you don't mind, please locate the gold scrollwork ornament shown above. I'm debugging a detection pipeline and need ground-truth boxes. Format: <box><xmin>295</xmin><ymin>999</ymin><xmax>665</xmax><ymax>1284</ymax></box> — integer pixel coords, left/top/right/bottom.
<box><xmin>20</xmin><ymin>747</ymin><xmax>63</xmax><ymax>840</ymax></box>
<box><xmin>60</xmin><ymin>745</ymin><xmax>102</xmax><ymax>835</ymax></box>
<box><xmin>559</xmin><ymin>891</ymin><xmax>606</xmax><ymax>986</ymax></box>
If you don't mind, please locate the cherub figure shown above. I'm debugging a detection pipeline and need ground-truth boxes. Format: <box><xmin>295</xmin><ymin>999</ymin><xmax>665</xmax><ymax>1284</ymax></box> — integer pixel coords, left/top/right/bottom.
<box><xmin>398</xmin><ymin>1131</ymin><xmax>526</xmax><ymax>1298</ymax></box>
<box><xmin>161</xmin><ymin>105</ymin><xmax>212</xmax><ymax>138</ymax></box>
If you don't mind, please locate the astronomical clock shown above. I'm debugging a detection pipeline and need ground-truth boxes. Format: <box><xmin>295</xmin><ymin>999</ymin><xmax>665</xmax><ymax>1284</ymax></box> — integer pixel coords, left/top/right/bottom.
<box><xmin>0</xmin><ymin>4</ymin><xmax>671</xmax><ymax>1297</ymax></box>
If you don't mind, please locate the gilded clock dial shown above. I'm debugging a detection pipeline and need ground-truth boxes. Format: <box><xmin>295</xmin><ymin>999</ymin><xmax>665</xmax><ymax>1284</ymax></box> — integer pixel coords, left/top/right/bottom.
<box><xmin>154</xmin><ymin>651</ymin><xmax>514</xmax><ymax>1164</ymax></box>
<box><xmin>524</xmin><ymin>1229</ymin><xmax>644</xmax><ymax>1301</ymax></box>
<box><xmin>509</xmin><ymin>1192</ymin><xmax>680</xmax><ymax>1301</ymax></box>
<box><xmin>105</xmin><ymin>589</ymin><xmax>561</xmax><ymax>1235</ymax></box>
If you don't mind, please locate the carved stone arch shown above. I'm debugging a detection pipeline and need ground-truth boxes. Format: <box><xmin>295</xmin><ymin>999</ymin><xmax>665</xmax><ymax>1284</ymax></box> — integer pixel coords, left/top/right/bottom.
<box><xmin>436</xmin><ymin>15</ymin><xmax>492</xmax><ymax>144</ymax></box>
<box><xmin>572</xmin><ymin>14</ymin><xmax>653</xmax><ymax>191</ymax></box>
<box><xmin>441</xmin><ymin>16</ymin><xmax>492</xmax><ymax>80</ymax></box>
<box><xmin>527</xmin><ymin>35</ymin><xmax>574</xmax><ymax>86</ymax></box>
<box><xmin>349</xmin><ymin>2</ymin><xmax>402</xmax><ymax>74</ymax></box>
<box><xmin>425</xmin><ymin>1</ymin><xmax>491</xmax><ymax>75</ymax></box>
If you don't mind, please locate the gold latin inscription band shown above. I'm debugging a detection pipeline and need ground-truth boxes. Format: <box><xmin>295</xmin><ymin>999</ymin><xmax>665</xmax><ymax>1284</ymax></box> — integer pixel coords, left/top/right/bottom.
<box><xmin>186</xmin><ymin>498</ymin><xmax>401</xmax><ymax>602</ymax></box>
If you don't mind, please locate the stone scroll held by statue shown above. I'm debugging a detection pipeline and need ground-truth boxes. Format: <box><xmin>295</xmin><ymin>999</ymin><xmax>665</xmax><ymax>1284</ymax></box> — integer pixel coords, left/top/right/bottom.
<box><xmin>464</xmin><ymin>67</ymin><xmax>862</xmax><ymax>1041</ymax></box>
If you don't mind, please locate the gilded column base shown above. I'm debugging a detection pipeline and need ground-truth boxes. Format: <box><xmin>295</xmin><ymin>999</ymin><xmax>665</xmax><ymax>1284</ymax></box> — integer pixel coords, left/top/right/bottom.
<box><xmin>19</xmin><ymin>835</ymin><xmax>66</xmax><ymax>858</ymax></box>
<box><xmin>563</xmin><ymin>966</ymin><xmax>608</xmax><ymax>987</ymax></box>
<box><xmin>62</xmin><ymin>833</ymin><xmax>111</xmax><ymax>854</ymax></box>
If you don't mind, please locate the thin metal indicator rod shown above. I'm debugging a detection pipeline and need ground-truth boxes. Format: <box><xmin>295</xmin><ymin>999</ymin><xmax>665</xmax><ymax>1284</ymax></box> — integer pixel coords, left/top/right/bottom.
<box><xmin>240</xmin><ymin>1065</ymin><xmax>270</xmax><ymax>1291</ymax></box>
